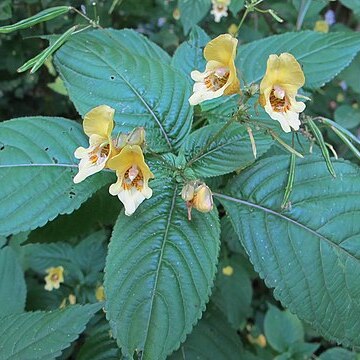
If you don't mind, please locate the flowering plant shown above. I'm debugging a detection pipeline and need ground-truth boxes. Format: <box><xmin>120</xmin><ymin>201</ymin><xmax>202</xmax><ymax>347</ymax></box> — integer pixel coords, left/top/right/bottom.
<box><xmin>1</xmin><ymin>1</ymin><xmax>360</xmax><ymax>359</ymax></box>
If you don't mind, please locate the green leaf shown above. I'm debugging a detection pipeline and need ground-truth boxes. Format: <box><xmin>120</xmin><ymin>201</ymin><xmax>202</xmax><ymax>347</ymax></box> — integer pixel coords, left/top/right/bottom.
<box><xmin>229</xmin><ymin>0</ymin><xmax>245</xmax><ymax>15</ymax></box>
<box><xmin>221</xmin><ymin>216</ymin><xmax>245</xmax><ymax>255</ymax></box>
<box><xmin>178</xmin><ymin>0</ymin><xmax>211</xmax><ymax>34</ymax></box>
<box><xmin>54</xmin><ymin>29</ymin><xmax>192</xmax><ymax>152</ymax></box>
<box><xmin>0</xmin><ymin>304</ymin><xmax>101</xmax><ymax>360</ymax></box>
<box><xmin>335</xmin><ymin>105</ymin><xmax>360</xmax><ymax>130</ymax></box>
<box><xmin>171</xmin><ymin>26</ymin><xmax>210</xmax><ymax>79</ymax></box>
<box><xmin>0</xmin><ymin>236</ymin><xmax>6</xmax><ymax>248</ymax></box>
<box><xmin>0</xmin><ymin>0</ymin><xmax>12</xmax><ymax>21</ymax></box>
<box><xmin>288</xmin><ymin>342</ymin><xmax>320</xmax><ymax>360</ymax></box>
<box><xmin>77</xmin><ymin>317</ymin><xmax>122</xmax><ymax>360</ymax></box>
<box><xmin>340</xmin><ymin>0</ymin><xmax>360</xmax><ymax>16</ymax></box>
<box><xmin>28</xmin><ymin>186</ymin><xmax>120</xmax><ymax>243</ymax></box>
<box><xmin>340</xmin><ymin>54</ymin><xmax>360</xmax><ymax>93</ymax></box>
<box><xmin>236</xmin><ymin>31</ymin><xmax>360</xmax><ymax>89</ymax></box>
<box><xmin>180</xmin><ymin>123</ymin><xmax>274</xmax><ymax>177</ymax></box>
<box><xmin>25</xmin><ymin>230</ymin><xmax>107</xmax><ymax>284</ymax></box>
<box><xmin>170</xmin><ymin>304</ymin><xmax>243</xmax><ymax>359</ymax></box>
<box><xmin>104</xmin><ymin>168</ymin><xmax>220</xmax><ymax>359</ymax></box>
<box><xmin>213</xmin><ymin>255</ymin><xmax>253</xmax><ymax>329</ymax></box>
<box><xmin>264</xmin><ymin>305</ymin><xmax>304</xmax><ymax>352</ymax></box>
<box><xmin>217</xmin><ymin>155</ymin><xmax>360</xmax><ymax>348</ymax></box>
<box><xmin>0</xmin><ymin>247</ymin><xmax>26</xmax><ymax>317</ymax></box>
<box><xmin>319</xmin><ymin>347</ymin><xmax>357</xmax><ymax>360</ymax></box>
<box><xmin>0</xmin><ymin>117</ymin><xmax>113</xmax><ymax>236</ymax></box>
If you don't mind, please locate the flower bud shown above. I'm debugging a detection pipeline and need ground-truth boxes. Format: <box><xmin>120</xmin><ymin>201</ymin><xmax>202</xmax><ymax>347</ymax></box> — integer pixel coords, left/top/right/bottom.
<box><xmin>173</xmin><ymin>7</ymin><xmax>180</xmax><ymax>20</ymax></box>
<box><xmin>227</xmin><ymin>23</ymin><xmax>238</xmax><ymax>37</ymax></box>
<box><xmin>115</xmin><ymin>133</ymin><xmax>127</xmax><ymax>149</ymax></box>
<box><xmin>193</xmin><ymin>184</ymin><xmax>213</xmax><ymax>213</ymax></box>
<box><xmin>127</xmin><ymin>127</ymin><xmax>145</xmax><ymax>146</ymax></box>
<box><xmin>181</xmin><ymin>182</ymin><xmax>195</xmax><ymax>202</ymax></box>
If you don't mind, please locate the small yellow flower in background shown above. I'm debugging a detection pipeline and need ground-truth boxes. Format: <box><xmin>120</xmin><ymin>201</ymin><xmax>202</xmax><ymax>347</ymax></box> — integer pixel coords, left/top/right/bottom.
<box><xmin>73</xmin><ymin>105</ymin><xmax>116</xmax><ymax>183</ymax></box>
<box><xmin>44</xmin><ymin>266</ymin><xmax>64</xmax><ymax>291</ymax></box>
<box><xmin>189</xmin><ymin>34</ymin><xmax>240</xmax><ymax>105</ymax></box>
<box><xmin>211</xmin><ymin>0</ymin><xmax>231</xmax><ymax>23</ymax></box>
<box><xmin>173</xmin><ymin>7</ymin><xmax>180</xmax><ymax>20</ymax></box>
<box><xmin>259</xmin><ymin>53</ymin><xmax>306</xmax><ymax>133</ymax></box>
<box><xmin>222</xmin><ymin>265</ymin><xmax>234</xmax><ymax>276</ymax></box>
<box><xmin>68</xmin><ymin>294</ymin><xmax>76</xmax><ymax>304</ymax></box>
<box><xmin>228</xmin><ymin>23</ymin><xmax>238</xmax><ymax>37</ymax></box>
<box><xmin>95</xmin><ymin>285</ymin><xmax>106</xmax><ymax>301</ymax></box>
<box><xmin>314</xmin><ymin>20</ymin><xmax>329</xmax><ymax>33</ymax></box>
<box><xmin>247</xmin><ymin>334</ymin><xmax>267</xmax><ymax>348</ymax></box>
<box><xmin>59</xmin><ymin>294</ymin><xmax>76</xmax><ymax>309</ymax></box>
<box><xmin>181</xmin><ymin>181</ymin><xmax>213</xmax><ymax>220</ymax></box>
<box><xmin>108</xmin><ymin>145</ymin><xmax>154</xmax><ymax>216</ymax></box>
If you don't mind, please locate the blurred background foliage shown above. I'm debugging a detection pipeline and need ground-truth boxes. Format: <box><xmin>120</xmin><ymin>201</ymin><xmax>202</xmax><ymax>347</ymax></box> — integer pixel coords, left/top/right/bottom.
<box><xmin>1</xmin><ymin>1</ymin><xmax>360</xmax><ymax>359</ymax></box>
<box><xmin>1</xmin><ymin>0</ymin><xmax>359</xmax><ymax>145</ymax></box>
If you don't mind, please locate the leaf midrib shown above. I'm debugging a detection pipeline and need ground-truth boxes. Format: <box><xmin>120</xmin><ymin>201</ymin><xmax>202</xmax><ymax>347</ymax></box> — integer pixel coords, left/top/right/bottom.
<box><xmin>142</xmin><ymin>183</ymin><xmax>178</xmax><ymax>357</ymax></box>
<box><xmin>63</xmin><ymin>41</ymin><xmax>173</xmax><ymax>151</ymax></box>
<box><xmin>0</xmin><ymin>163</ymin><xmax>77</xmax><ymax>169</ymax></box>
<box><xmin>214</xmin><ymin>192</ymin><xmax>359</xmax><ymax>262</ymax></box>
<box><xmin>187</xmin><ymin>138</ymin><xmax>239</xmax><ymax>166</ymax></box>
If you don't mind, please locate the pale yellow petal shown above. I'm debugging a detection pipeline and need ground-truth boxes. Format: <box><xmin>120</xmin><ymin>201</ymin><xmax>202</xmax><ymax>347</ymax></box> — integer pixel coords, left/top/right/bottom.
<box><xmin>83</xmin><ymin>105</ymin><xmax>115</xmax><ymax>139</ymax></box>
<box><xmin>109</xmin><ymin>175</ymin><xmax>124</xmax><ymax>196</ymax></box>
<box><xmin>189</xmin><ymin>83</ymin><xmax>226</xmax><ymax>105</ymax></box>
<box><xmin>118</xmin><ymin>188</ymin><xmax>146</xmax><ymax>216</ymax></box>
<box><xmin>260</xmin><ymin>53</ymin><xmax>305</xmax><ymax>96</ymax></box>
<box><xmin>204</xmin><ymin>34</ymin><xmax>238</xmax><ymax>65</ymax></box>
<box><xmin>107</xmin><ymin>145</ymin><xmax>154</xmax><ymax>181</ymax></box>
<box><xmin>224</xmin><ymin>61</ymin><xmax>240</xmax><ymax>95</ymax></box>
<box><xmin>73</xmin><ymin>155</ymin><xmax>107</xmax><ymax>184</ymax></box>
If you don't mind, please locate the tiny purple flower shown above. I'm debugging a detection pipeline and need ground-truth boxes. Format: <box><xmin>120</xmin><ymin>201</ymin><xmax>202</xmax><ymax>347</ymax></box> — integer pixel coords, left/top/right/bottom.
<box><xmin>325</xmin><ymin>10</ymin><xmax>336</xmax><ymax>25</ymax></box>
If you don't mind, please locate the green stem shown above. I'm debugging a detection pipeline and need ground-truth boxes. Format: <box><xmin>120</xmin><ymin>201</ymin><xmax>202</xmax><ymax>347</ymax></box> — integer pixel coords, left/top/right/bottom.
<box><xmin>235</xmin><ymin>8</ymin><xmax>250</xmax><ymax>36</ymax></box>
<box><xmin>281</xmin><ymin>153</ymin><xmax>296</xmax><ymax>209</ymax></box>
<box><xmin>187</xmin><ymin>115</ymin><xmax>238</xmax><ymax>168</ymax></box>
<box><xmin>70</xmin><ymin>6</ymin><xmax>103</xmax><ymax>29</ymax></box>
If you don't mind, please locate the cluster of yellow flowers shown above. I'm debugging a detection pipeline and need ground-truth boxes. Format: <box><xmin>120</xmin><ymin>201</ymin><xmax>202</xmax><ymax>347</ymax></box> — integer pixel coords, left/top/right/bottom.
<box><xmin>189</xmin><ymin>33</ymin><xmax>306</xmax><ymax>133</ymax></box>
<box><xmin>73</xmin><ymin>33</ymin><xmax>306</xmax><ymax>218</ymax></box>
<box><xmin>73</xmin><ymin>105</ymin><xmax>154</xmax><ymax>216</ymax></box>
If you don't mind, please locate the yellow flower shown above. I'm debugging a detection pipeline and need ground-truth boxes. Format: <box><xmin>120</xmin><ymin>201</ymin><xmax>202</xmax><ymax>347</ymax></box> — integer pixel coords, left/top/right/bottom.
<box><xmin>314</xmin><ymin>20</ymin><xmax>329</xmax><ymax>33</ymax></box>
<box><xmin>222</xmin><ymin>265</ymin><xmax>234</xmax><ymax>276</ymax></box>
<box><xmin>95</xmin><ymin>285</ymin><xmax>105</xmax><ymax>301</ymax></box>
<box><xmin>44</xmin><ymin>266</ymin><xmax>64</xmax><ymax>291</ymax></box>
<box><xmin>259</xmin><ymin>53</ymin><xmax>306</xmax><ymax>133</ymax></box>
<box><xmin>189</xmin><ymin>34</ymin><xmax>240</xmax><ymax>105</ymax></box>
<box><xmin>211</xmin><ymin>0</ymin><xmax>231</xmax><ymax>23</ymax></box>
<box><xmin>173</xmin><ymin>7</ymin><xmax>180</xmax><ymax>20</ymax></box>
<box><xmin>107</xmin><ymin>145</ymin><xmax>154</xmax><ymax>216</ymax></box>
<box><xmin>73</xmin><ymin>105</ymin><xmax>116</xmax><ymax>183</ymax></box>
<box><xmin>59</xmin><ymin>294</ymin><xmax>76</xmax><ymax>309</ymax></box>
